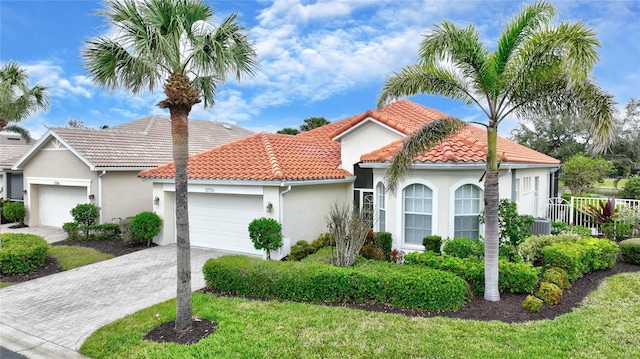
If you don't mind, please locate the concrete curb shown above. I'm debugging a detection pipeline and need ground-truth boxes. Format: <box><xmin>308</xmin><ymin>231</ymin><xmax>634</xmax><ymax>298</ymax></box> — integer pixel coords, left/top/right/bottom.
<box><xmin>0</xmin><ymin>325</ymin><xmax>90</xmax><ymax>359</ymax></box>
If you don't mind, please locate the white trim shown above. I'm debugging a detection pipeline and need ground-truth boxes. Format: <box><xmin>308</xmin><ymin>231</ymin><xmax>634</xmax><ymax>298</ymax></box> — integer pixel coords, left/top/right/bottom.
<box><xmin>13</xmin><ymin>130</ymin><xmax>96</xmax><ymax>171</ymax></box>
<box><xmin>448</xmin><ymin>180</ymin><xmax>484</xmax><ymax>239</ymax></box>
<box><xmin>360</xmin><ymin>162</ymin><xmax>559</xmax><ymax>170</ymax></box>
<box><xmin>397</xmin><ymin>178</ymin><xmax>439</xmax><ymax>247</ymax></box>
<box><xmin>145</xmin><ymin>176</ymin><xmax>357</xmax><ymax>187</ymax></box>
<box><xmin>26</xmin><ymin>177</ymin><xmax>92</xmax><ymax>187</ymax></box>
<box><xmin>332</xmin><ymin>117</ymin><xmax>405</xmax><ymax>141</ymax></box>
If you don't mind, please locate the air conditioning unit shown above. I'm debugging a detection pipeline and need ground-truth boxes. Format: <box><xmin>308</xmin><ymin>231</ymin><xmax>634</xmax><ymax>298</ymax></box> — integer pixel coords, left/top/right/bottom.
<box><xmin>531</xmin><ymin>218</ymin><xmax>551</xmax><ymax>236</ymax></box>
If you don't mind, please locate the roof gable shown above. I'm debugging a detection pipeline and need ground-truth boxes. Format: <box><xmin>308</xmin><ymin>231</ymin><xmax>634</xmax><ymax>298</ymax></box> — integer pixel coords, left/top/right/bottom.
<box><xmin>13</xmin><ymin>116</ymin><xmax>253</xmax><ymax>170</ymax></box>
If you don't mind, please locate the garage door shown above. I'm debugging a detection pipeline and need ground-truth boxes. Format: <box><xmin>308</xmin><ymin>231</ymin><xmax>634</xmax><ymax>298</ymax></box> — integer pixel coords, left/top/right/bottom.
<box><xmin>39</xmin><ymin>185</ymin><xmax>87</xmax><ymax>227</ymax></box>
<box><xmin>189</xmin><ymin>193</ymin><xmax>264</xmax><ymax>255</ymax></box>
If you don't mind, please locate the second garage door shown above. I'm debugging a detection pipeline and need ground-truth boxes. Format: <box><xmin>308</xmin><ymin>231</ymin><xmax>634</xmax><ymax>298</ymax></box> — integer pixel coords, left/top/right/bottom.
<box><xmin>39</xmin><ymin>185</ymin><xmax>88</xmax><ymax>227</ymax></box>
<box><xmin>189</xmin><ymin>193</ymin><xmax>264</xmax><ymax>255</ymax></box>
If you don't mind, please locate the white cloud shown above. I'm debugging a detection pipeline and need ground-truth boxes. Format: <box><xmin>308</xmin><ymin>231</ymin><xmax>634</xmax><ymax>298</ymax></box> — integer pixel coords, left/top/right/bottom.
<box><xmin>23</xmin><ymin>61</ymin><xmax>93</xmax><ymax>99</ymax></box>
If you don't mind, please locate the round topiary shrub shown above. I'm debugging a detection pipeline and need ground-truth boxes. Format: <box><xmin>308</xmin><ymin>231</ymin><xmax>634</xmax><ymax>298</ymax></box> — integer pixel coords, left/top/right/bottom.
<box><xmin>3</xmin><ymin>201</ymin><xmax>26</xmax><ymax>225</ymax></box>
<box><xmin>521</xmin><ymin>295</ymin><xmax>543</xmax><ymax>313</ymax></box>
<box><xmin>542</xmin><ymin>267</ymin><xmax>571</xmax><ymax>290</ymax></box>
<box><xmin>248</xmin><ymin>217</ymin><xmax>283</xmax><ymax>260</ymax></box>
<box><xmin>422</xmin><ymin>235</ymin><xmax>442</xmax><ymax>253</ymax></box>
<box><xmin>130</xmin><ymin>211</ymin><xmax>162</xmax><ymax>246</ymax></box>
<box><xmin>0</xmin><ymin>233</ymin><xmax>49</xmax><ymax>275</ymax></box>
<box><xmin>443</xmin><ymin>237</ymin><xmax>483</xmax><ymax>259</ymax></box>
<box><xmin>619</xmin><ymin>238</ymin><xmax>640</xmax><ymax>265</ymax></box>
<box><xmin>536</xmin><ymin>281</ymin><xmax>563</xmax><ymax>305</ymax></box>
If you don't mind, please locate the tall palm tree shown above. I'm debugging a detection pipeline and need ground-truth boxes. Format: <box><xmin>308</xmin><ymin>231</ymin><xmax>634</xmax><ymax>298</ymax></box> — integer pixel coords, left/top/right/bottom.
<box><xmin>82</xmin><ymin>0</ymin><xmax>258</xmax><ymax>331</ymax></box>
<box><xmin>0</xmin><ymin>61</ymin><xmax>49</xmax><ymax>143</ymax></box>
<box><xmin>378</xmin><ymin>0</ymin><xmax>615</xmax><ymax>302</ymax></box>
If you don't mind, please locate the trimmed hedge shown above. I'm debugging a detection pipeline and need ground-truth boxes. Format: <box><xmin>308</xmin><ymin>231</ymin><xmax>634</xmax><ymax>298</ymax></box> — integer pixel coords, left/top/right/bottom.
<box><xmin>0</xmin><ymin>233</ymin><xmax>49</xmax><ymax>275</ymax></box>
<box><xmin>404</xmin><ymin>251</ymin><xmax>539</xmax><ymax>294</ymax></box>
<box><xmin>540</xmin><ymin>238</ymin><xmax>618</xmax><ymax>281</ymax></box>
<box><xmin>519</xmin><ymin>233</ymin><xmax>580</xmax><ymax>264</ymax></box>
<box><xmin>64</xmin><ymin>222</ymin><xmax>120</xmax><ymax>241</ymax></box>
<box><xmin>442</xmin><ymin>237</ymin><xmax>484</xmax><ymax>259</ymax></box>
<box><xmin>288</xmin><ymin>233</ymin><xmax>333</xmax><ymax>261</ymax></box>
<box><xmin>203</xmin><ymin>255</ymin><xmax>471</xmax><ymax>311</ymax></box>
<box><xmin>619</xmin><ymin>238</ymin><xmax>640</xmax><ymax>265</ymax></box>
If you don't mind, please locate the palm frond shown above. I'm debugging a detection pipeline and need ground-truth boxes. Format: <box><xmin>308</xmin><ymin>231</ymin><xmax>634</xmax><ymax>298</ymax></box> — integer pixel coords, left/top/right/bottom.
<box><xmin>385</xmin><ymin>117</ymin><xmax>467</xmax><ymax>192</ymax></box>
<box><xmin>3</xmin><ymin>124</ymin><xmax>32</xmax><ymax>143</ymax></box>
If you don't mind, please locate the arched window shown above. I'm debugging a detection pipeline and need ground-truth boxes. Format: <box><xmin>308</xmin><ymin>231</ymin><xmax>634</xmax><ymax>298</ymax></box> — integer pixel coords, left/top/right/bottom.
<box><xmin>377</xmin><ymin>182</ymin><xmax>386</xmax><ymax>231</ymax></box>
<box><xmin>454</xmin><ymin>184</ymin><xmax>481</xmax><ymax>239</ymax></box>
<box><xmin>403</xmin><ymin>184</ymin><xmax>432</xmax><ymax>244</ymax></box>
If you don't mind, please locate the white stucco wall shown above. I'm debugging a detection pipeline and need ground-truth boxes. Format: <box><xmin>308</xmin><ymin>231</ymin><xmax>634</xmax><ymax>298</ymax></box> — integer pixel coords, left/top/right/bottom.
<box><xmin>338</xmin><ymin>120</ymin><xmax>402</xmax><ymax>173</ymax></box>
<box><xmin>100</xmin><ymin>171</ymin><xmax>153</xmax><ymax>223</ymax></box>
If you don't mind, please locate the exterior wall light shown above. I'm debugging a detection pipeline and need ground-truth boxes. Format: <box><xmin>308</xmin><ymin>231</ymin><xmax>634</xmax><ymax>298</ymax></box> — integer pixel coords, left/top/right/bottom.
<box><xmin>154</xmin><ymin>196</ymin><xmax>160</xmax><ymax>205</ymax></box>
<box><xmin>266</xmin><ymin>202</ymin><xmax>273</xmax><ymax>212</ymax></box>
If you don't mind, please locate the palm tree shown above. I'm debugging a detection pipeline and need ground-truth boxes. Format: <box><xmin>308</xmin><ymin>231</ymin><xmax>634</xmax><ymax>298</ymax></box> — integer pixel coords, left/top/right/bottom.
<box><xmin>300</xmin><ymin>116</ymin><xmax>330</xmax><ymax>132</ymax></box>
<box><xmin>0</xmin><ymin>61</ymin><xmax>49</xmax><ymax>143</ymax></box>
<box><xmin>82</xmin><ymin>0</ymin><xmax>257</xmax><ymax>331</ymax></box>
<box><xmin>378</xmin><ymin>0</ymin><xmax>615</xmax><ymax>302</ymax></box>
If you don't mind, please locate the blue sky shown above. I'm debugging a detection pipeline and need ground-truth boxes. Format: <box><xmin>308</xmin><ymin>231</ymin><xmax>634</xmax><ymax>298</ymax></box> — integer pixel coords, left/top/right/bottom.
<box><xmin>1</xmin><ymin>0</ymin><xmax>638</xmax><ymax>139</ymax></box>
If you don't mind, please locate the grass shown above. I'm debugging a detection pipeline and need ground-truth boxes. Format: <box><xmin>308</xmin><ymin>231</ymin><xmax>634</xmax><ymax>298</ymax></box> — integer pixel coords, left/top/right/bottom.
<box><xmin>48</xmin><ymin>245</ymin><xmax>114</xmax><ymax>270</ymax></box>
<box><xmin>81</xmin><ymin>271</ymin><xmax>640</xmax><ymax>359</ymax></box>
<box><xmin>0</xmin><ymin>245</ymin><xmax>114</xmax><ymax>287</ymax></box>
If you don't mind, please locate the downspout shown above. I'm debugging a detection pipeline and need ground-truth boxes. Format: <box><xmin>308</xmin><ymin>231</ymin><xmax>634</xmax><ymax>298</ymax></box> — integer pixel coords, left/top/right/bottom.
<box><xmin>279</xmin><ymin>184</ymin><xmax>292</xmax><ymax>231</ymax></box>
<box><xmin>98</xmin><ymin>170</ymin><xmax>106</xmax><ymax>224</ymax></box>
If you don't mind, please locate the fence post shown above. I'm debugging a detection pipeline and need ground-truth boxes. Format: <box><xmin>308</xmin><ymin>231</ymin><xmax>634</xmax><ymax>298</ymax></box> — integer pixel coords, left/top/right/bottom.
<box><xmin>569</xmin><ymin>196</ymin><xmax>575</xmax><ymax>225</ymax></box>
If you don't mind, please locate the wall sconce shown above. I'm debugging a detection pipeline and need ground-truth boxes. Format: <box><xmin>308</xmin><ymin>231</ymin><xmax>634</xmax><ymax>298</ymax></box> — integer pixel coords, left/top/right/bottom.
<box><xmin>154</xmin><ymin>196</ymin><xmax>160</xmax><ymax>205</ymax></box>
<box><xmin>89</xmin><ymin>194</ymin><xmax>95</xmax><ymax>200</ymax></box>
<box><xmin>23</xmin><ymin>189</ymin><xmax>27</xmax><ymax>194</ymax></box>
<box><xmin>266</xmin><ymin>202</ymin><xmax>273</xmax><ymax>212</ymax></box>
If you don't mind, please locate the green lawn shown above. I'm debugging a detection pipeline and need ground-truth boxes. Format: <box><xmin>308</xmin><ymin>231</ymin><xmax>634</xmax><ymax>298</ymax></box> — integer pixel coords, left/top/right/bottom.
<box><xmin>0</xmin><ymin>245</ymin><xmax>113</xmax><ymax>287</ymax></box>
<box><xmin>81</xmin><ymin>271</ymin><xmax>640</xmax><ymax>359</ymax></box>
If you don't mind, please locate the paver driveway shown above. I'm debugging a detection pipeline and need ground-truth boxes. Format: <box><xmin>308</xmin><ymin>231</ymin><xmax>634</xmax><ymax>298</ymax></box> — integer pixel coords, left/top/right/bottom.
<box><xmin>0</xmin><ymin>245</ymin><xmax>222</xmax><ymax>352</ymax></box>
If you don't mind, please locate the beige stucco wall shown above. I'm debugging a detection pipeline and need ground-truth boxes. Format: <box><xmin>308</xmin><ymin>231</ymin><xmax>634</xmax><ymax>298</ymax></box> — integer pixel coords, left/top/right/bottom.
<box><xmin>100</xmin><ymin>171</ymin><xmax>153</xmax><ymax>223</ymax></box>
<box><xmin>282</xmin><ymin>182</ymin><xmax>351</xmax><ymax>243</ymax></box>
<box><xmin>339</xmin><ymin>120</ymin><xmax>402</xmax><ymax>173</ymax></box>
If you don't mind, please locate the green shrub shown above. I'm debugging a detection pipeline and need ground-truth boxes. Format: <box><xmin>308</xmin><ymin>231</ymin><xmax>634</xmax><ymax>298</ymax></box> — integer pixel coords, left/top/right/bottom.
<box><xmin>442</xmin><ymin>237</ymin><xmax>483</xmax><ymax>259</ymax></box>
<box><xmin>130</xmin><ymin>212</ymin><xmax>162</xmax><ymax>246</ymax></box>
<box><xmin>62</xmin><ymin>222</ymin><xmax>81</xmax><ymax>241</ymax></box>
<box><xmin>600</xmin><ymin>221</ymin><xmax>634</xmax><ymax>242</ymax></box>
<box><xmin>288</xmin><ymin>240</ymin><xmax>313</xmax><ymax>261</ymax></box>
<box><xmin>70</xmin><ymin>203</ymin><xmax>100</xmax><ymax>239</ymax></box>
<box><xmin>119</xmin><ymin>217</ymin><xmax>137</xmax><ymax>243</ymax></box>
<box><xmin>519</xmin><ymin>233</ymin><xmax>580</xmax><ymax>263</ymax></box>
<box><xmin>301</xmin><ymin>246</ymin><xmax>335</xmax><ymax>264</ymax></box>
<box><xmin>374</xmin><ymin>232</ymin><xmax>393</xmax><ymax>259</ymax></box>
<box><xmin>619</xmin><ymin>238</ymin><xmax>640</xmax><ymax>265</ymax></box>
<box><xmin>2</xmin><ymin>201</ymin><xmax>26</xmax><ymax>225</ymax></box>
<box><xmin>312</xmin><ymin>233</ymin><xmax>332</xmax><ymax>250</ymax></box>
<box><xmin>85</xmin><ymin>223</ymin><xmax>121</xmax><ymax>240</ymax></box>
<box><xmin>542</xmin><ymin>267</ymin><xmax>571</xmax><ymax>290</ymax></box>
<box><xmin>536</xmin><ymin>282</ymin><xmax>563</xmax><ymax>305</ymax></box>
<box><xmin>0</xmin><ymin>233</ymin><xmax>49</xmax><ymax>275</ymax></box>
<box><xmin>422</xmin><ymin>235</ymin><xmax>442</xmax><ymax>253</ymax></box>
<box><xmin>568</xmin><ymin>225</ymin><xmax>593</xmax><ymax>237</ymax></box>
<box><xmin>480</xmin><ymin>199</ymin><xmax>534</xmax><ymax>247</ymax></box>
<box><xmin>521</xmin><ymin>295</ymin><xmax>543</xmax><ymax>312</ymax></box>
<box><xmin>620</xmin><ymin>174</ymin><xmax>640</xmax><ymax>200</ymax></box>
<box><xmin>551</xmin><ymin>222</ymin><xmax>569</xmax><ymax>235</ymax></box>
<box><xmin>248</xmin><ymin>217</ymin><xmax>283</xmax><ymax>260</ymax></box>
<box><xmin>499</xmin><ymin>243</ymin><xmax>522</xmax><ymax>263</ymax></box>
<box><xmin>404</xmin><ymin>251</ymin><xmax>538</xmax><ymax>294</ymax></box>
<box><xmin>203</xmin><ymin>255</ymin><xmax>471</xmax><ymax>311</ymax></box>
<box><xmin>541</xmin><ymin>238</ymin><xmax>618</xmax><ymax>281</ymax></box>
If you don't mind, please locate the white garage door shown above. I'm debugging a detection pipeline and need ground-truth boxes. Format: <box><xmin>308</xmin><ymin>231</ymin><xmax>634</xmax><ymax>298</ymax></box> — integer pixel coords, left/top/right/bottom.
<box><xmin>39</xmin><ymin>185</ymin><xmax>88</xmax><ymax>227</ymax></box>
<box><xmin>189</xmin><ymin>193</ymin><xmax>264</xmax><ymax>255</ymax></box>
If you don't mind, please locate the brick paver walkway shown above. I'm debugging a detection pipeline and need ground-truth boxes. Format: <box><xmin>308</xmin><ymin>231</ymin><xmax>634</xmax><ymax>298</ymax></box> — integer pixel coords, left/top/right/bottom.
<box><xmin>0</xmin><ymin>245</ymin><xmax>221</xmax><ymax>351</ymax></box>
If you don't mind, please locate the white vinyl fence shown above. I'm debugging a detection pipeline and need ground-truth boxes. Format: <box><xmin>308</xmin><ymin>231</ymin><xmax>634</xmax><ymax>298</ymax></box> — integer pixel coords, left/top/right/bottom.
<box><xmin>546</xmin><ymin>196</ymin><xmax>640</xmax><ymax>235</ymax></box>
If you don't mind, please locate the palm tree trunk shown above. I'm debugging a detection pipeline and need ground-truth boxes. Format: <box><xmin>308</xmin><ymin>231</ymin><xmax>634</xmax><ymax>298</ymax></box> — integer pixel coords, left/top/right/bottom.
<box><xmin>170</xmin><ymin>106</ymin><xmax>192</xmax><ymax>332</ymax></box>
<box><xmin>484</xmin><ymin>125</ymin><xmax>500</xmax><ymax>302</ymax></box>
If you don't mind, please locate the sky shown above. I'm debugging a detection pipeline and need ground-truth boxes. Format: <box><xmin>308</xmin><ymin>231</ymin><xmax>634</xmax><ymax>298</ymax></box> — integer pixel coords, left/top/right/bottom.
<box><xmin>1</xmin><ymin>0</ymin><xmax>638</xmax><ymax>140</ymax></box>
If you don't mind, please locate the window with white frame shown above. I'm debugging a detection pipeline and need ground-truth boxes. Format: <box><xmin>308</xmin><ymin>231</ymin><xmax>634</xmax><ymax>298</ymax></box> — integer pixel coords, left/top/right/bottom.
<box><xmin>377</xmin><ymin>182</ymin><xmax>386</xmax><ymax>232</ymax></box>
<box><xmin>403</xmin><ymin>184</ymin><xmax>433</xmax><ymax>244</ymax></box>
<box><xmin>523</xmin><ymin>176</ymin><xmax>532</xmax><ymax>194</ymax></box>
<box><xmin>454</xmin><ymin>184</ymin><xmax>481</xmax><ymax>239</ymax></box>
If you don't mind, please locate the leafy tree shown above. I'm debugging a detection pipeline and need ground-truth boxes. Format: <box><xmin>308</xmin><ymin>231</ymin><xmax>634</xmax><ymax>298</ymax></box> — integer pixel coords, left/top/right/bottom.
<box><xmin>604</xmin><ymin>98</ymin><xmax>640</xmax><ymax>175</ymax></box>
<box><xmin>2</xmin><ymin>201</ymin><xmax>26</xmax><ymax>226</ymax></box>
<box><xmin>560</xmin><ymin>153</ymin><xmax>614</xmax><ymax>194</ymax></box>
<box><xmin>276</xmin><ymin>127</ymin><xmax>300</xmax><ymax>135</ymax></box>
<box><xmin>0</xmin><ymin>61</ymin><xmax>49</xmax><ymax>143</ymax></box>
<box><xmin>82</xmin><ymin>0</ymin><xmax>258</xmax><ymax>332</ymax></box>
<box><xmin>71</xmin><ymin>203</ymin><xmax>100</xmax><ymax>238</ymax></box>
<box><xmin>510</xmin><ymin>114</ymin><xmax>587</xmax><ymax>163</ymax></box>
<box><xmin>378</xmin><ymin>1</ymin><xmax>615</xmax><ymax>301</ymax></box>
<box><xmin>131</xmin><ymin>211</ymin><xmax>163</xmax><ymax>247</ymax></box>
<box><xmin>247</xmin><ymin>217</ymin><xmax>283</xmax><ymax>260</ymax></box>
<box><xmin>620</xmin><ymin>175</ymin><xmax>640</xmax><ymax>200</ymax></box>
<box><xmin>299</xmin><ymin>116</ymin><xmax>330</xmax><ymax>132</ymax></box>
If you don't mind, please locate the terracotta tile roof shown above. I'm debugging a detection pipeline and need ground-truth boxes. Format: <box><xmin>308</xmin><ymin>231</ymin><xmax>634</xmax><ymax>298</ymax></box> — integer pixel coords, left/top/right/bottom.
<box><xmin>139</xmin><ymin>132</ymin><xmax>352</xmax><ymax>181</ymax></box>
<box><xmin>46</xmin><ymin>116</ymin><xmax>253</xmax><ymax>168</ymax></box>
<box><xmin>358</xmin><ymin>100</ymin><xmax>560</xmax><ymax>165</ymax></box>
<box><xmin>0</xmin><ymin>134</ymin><xmax>32</xmax><ymax>167</ymax></box>
<box><xmin>140</xmin><ymin>99</ymin><xmax>559</xmax><ymax>181</ymax></box>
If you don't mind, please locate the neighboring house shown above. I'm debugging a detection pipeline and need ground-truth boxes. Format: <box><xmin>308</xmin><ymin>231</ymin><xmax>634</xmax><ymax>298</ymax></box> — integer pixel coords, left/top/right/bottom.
<box><xmin>0</xmin><ymin>133</ymin><xmax>32</xmax><ymax>202</ymax></box>
<box><xmin>140</xmin><ymin>100</ymin><xmax>560</xmax><ymax>258</ymax></box>
<box><xmin>13</xmin><ymin>117</ymin><xmax>252</xmax><ymax>227</ymax></box>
